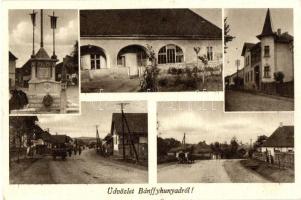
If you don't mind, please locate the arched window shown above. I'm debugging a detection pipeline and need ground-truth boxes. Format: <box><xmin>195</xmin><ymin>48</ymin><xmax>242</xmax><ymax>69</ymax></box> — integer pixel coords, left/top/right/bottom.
<box><xmin>158</xmin><ymin>44</ymin><xmax>184</xmax><ymax>64</ymax></box>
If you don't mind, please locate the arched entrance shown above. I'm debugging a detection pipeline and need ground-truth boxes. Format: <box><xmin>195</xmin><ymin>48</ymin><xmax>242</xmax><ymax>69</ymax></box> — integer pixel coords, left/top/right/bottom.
<box><xmin>80</xmin><ymin>45</ymin><xmax>107</xmax><ymax>70</ymax></box>
<box><xmin>117</xmin><ymin>45</ymin><xmax>147</xmax><ymax>77</ymax></box>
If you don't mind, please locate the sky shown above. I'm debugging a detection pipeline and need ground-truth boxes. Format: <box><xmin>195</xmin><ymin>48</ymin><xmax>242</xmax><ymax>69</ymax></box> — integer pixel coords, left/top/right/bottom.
<box><xmin>192</xmin><ymin>9</ymin><xmax>222</xmax><ymax>28</ymax></box>
<box><xmin>9</xmin><ymin>9</ymin><xmax>78</xmax><ymax>68</ymax></box>
<box><xmin>224</xmin><ymin>8</ymin><xmax>293</xmax><ymax>76</ymax></box>
<box><xmin>37</xmin><ymin>101</ymin><xmax>147</xmax><ymax>138</ymax></box>
<box><xmin>157</xmin><ymin>101</ymin><xmax>293</xmax><ymax>145</ymax></box>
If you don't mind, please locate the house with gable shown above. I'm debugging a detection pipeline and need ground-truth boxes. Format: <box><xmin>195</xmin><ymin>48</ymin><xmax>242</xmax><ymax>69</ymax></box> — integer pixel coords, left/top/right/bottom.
<box><xmin>111</xmin><ymin>113</ymin><xmax>148</xmax><ymax>161</ymax></box>
<box><xmin>9</xmin><ymin>51</ymin><xmax>18</xmax><ymax>88</ymax></box>
<box><xmin>80</xmin><ymin>9</ymin><xmax>222</xmax><ymax>78</ymax></box>
<box><xmin>260</xmin><ymin>125</ymin><xmax>294</xmax><ymax>157</ymax></box>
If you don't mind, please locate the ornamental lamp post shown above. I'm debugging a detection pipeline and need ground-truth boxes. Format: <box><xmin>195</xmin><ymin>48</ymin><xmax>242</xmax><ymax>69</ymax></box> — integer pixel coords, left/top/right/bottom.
<box><xmin>29</xmin><ymin>10</ymin><xmax>37</xmax><ymax>57</ymax></box>
<box><xmin>49</xmin><ymin>11</ymin><xmax>58</xmax><ymax>59</ymax></box>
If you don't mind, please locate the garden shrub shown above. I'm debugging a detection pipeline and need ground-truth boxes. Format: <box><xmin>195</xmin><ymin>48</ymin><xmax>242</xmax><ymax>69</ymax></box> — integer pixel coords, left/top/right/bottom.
<box><xmin>158</xmin><ymin>78</ymin><xmax>168</xmax><ymax>87</ymax></box>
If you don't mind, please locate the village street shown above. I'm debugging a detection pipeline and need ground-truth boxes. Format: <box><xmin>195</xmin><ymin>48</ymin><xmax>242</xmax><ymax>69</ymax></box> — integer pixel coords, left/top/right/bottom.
<box><xmin>157</xmin><ymin>159</ymin><xmax>270</xmax><ymax>183</ymax></box>
<box><xmin>10</xmin><ymin>149</ymin><xmax>148</xmax><ymax>184</ymax></box>
<box><xmin>225</xmin><ymin>90</ymin><xmax>294</xmax><ymax>111</ymax></box>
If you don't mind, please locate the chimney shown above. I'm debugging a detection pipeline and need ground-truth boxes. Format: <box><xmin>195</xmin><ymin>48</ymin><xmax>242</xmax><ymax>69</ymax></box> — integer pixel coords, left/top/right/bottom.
<box><xmin>277</xmin><ymin>28</ymin><xmax>281</xmax><ymax>36</ymax></box>
<box><xmin>279</xmin><ymin>122</ymin><xmax>283</xmax><ymax>127</ymax></box>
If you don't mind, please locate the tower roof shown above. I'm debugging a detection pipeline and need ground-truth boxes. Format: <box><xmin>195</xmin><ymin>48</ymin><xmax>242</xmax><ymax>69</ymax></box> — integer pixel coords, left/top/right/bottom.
<box><xmin>257</xmin><ymin>9</ymin><xmax>275</xmax><ymax>39</ymax></box>
<box><xmin>35</xmin><ymin>47</ymin><xmax>50</xmax><ymax>59</ymax></box>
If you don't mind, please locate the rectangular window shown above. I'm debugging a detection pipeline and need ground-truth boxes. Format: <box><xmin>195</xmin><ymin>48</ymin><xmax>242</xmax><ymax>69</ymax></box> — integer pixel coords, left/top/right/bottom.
<box><xmin>90</xmin><ymin>54</ymin><xmax>101</xmax><ymax>70</ymax></box>
<box><xmin>207</xmin><ymin>46</ymin><xmax>213</xmax><ymax>61</ymax></box>
<box><xmin>264</xmin><ymin>66</ymin><xmax>270</xmax><ymax>78</ymax></box>
<box><xmin>251</xmin><ymin>71</ymin><xmax>253</xmax><ymax>81</ymax></box>
<box><xmin>264</xmin><ymin>46</ymin><xmax>270</xmax><ymax>57</ymax></box>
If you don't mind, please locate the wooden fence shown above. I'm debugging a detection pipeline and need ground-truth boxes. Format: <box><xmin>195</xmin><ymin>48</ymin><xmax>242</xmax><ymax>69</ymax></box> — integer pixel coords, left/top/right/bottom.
<box><xmin>261</xmin><ymin>81</ymin><xmax>294</xmax><ymax>98</ymax></box>
<box><xmin>274</xmin><ymin>152</ymin><xmax>294</xmax><ymax>169</ymax></box>
<box><xmin>253</xmin><ymin>151</ymin><xmax>294</xmax><ymax>169</ymax></box>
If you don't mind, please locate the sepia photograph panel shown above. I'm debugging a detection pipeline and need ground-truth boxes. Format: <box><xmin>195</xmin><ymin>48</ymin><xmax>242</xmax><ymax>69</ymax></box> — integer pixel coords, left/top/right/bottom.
<box><xmin>9</xmin><ymin>101</ymin><xmax>148</xmax><ymax>184</ymax></box>
<box><xmin>9</xmin><ymin>9</ymin><xmax>79</xmax><ymax>114</ymax></box>
<box><xmin>224</xmin><ymin>8</ymin><xmax>294</xmax><ymax>111</ymax></box>
<box><xmin>80</xmin><ymin>9</ymin><xmax>223</xmax><ymax>93</ymax></box>
<box><xmin>157</xmin><ymin>101</ymin><xmax>294</xmax><ymax>183</ymax></box>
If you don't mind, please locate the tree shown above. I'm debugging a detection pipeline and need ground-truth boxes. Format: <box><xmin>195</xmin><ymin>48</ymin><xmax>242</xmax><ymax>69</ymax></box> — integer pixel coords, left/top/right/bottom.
<box><xmin>224</xmin><ymin>17</ymin><xmax>235</xmax><ymax>53</ymax></box>
<box><xmin>140</xmin><ymin>45</ymin><xmax>160</xmax><ymax>92</ymax></box>
<box><xmin>71</xmin><ymin>40</ymin><xmax>78</xmax><ymax>65</ymax></box>
<box><xmin>274</xmin><ymin>71</ymin><xmax>285</xmax><ymax>83</ymax></box>
<box><xmin>254</xmin><ymin>135</ymin><xmax>268</xmax><ymax>149</ymax></box>
<box><xmin>9</xmin><ymin>116</ymin><xmax>38</xmax><ymax>162</ymax></box>
<box><xmin>230</xmin><ymin>136</ymin><xmax>239</xmax><ymax>157</ymax></box>
<box><xmin>157</xmin><ymin>137</ymin><xmax>181</xmax><ymax>157</ymax></box>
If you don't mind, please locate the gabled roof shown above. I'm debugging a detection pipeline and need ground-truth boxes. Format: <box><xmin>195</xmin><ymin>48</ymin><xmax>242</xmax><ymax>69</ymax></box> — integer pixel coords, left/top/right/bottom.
<box><xmin>9</xmin><ymin>51</ymin><xmax>18</xmax><ymax>61</ymax></box>
<box><xmin>262</xmin><ymin>126</ymin><xmax>294</xmax><ymax>148</ymax></box>
<box><xmin>18</xmin><ymin>59</ymin><xmax>31</xmax><ymax>76</ymax></box>
<box><xmin>80</xmin><ymin>9</ymin><xmax>222</xmax><ymax>39</ymax></box>
<box><xmin>257</xmin><ymin>9</ymin><xmax>275</xmax><ymax>39</ymax></box>
<box><xmin>241</xmin><ymin>42</ymin><xmax>256</xmax><ymax>56</ymax></box>
<box><xmin>250</xmin><ymin>42</ymin><xmax>261</xmax><ymax>51</ymax></box>
<box><xmin>111</xmin><ymin>113</ymin><xmax>148</xmax><ymax>135</ymax></box>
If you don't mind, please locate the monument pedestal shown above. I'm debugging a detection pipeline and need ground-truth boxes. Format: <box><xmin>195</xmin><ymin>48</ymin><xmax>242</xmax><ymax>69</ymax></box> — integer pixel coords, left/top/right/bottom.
<box><xmin>27</xmin><ymin>48</ymin><xmax>61</xmax><ymax>112</ymax></box>
<box><xmin>28</xmin><ymin>80</ymin><xmax>61</xmax><ymax>112</ymax></box>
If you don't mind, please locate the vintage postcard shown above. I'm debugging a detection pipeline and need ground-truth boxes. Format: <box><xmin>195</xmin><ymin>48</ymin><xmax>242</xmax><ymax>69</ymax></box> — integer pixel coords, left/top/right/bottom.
<box><xmin>1</xmin><ymin>0</ymin><xmax>300</xmax><ymax>200</ymax></box>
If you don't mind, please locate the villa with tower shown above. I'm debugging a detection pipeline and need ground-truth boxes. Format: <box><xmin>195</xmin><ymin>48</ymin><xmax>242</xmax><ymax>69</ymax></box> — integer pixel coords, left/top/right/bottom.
<box><xmin>226</xmin><ymin>9</ymin><xmax>294</xmax><ymax>97</ymax></box>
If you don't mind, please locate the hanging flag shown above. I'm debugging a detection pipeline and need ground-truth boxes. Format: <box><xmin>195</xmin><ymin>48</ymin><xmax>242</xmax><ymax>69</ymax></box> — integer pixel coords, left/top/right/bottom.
<box><xmin>30</xmin><ymin>10</ymin><xmax>37</xmax><ymax>27</ymax></box>
<box><xmin>50</xmin><ymin>13</ymin><xmax>58</xmax><ymax>29</ymax></box>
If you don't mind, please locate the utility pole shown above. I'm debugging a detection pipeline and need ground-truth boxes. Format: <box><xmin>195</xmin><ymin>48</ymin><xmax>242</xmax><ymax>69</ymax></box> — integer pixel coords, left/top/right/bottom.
<box><xmin>96</xmin><ymin>125</ymin><xmax>101</xmax><ymax>153</ymax></box>
<box><xmin>183</xmin><ymin>133</ymin><xmax>186</xmax><ymax>149</ymax></box>
<box><xmin>118</xmin><ymin>103</ymin><xmax>129</xmax><ymax>160</ymax></box>
<box><xmin>117</xmin><ymin>103</ymin><xmax>139</xmax><ymax>162</ymax></box>
<box><xmin>235</xmin><ymin>59</ymin><xmax>240</xmax><ymax>78</ymax></box>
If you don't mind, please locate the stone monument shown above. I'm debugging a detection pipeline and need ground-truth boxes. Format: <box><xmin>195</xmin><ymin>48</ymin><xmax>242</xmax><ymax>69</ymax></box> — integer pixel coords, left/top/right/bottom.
<box><xmin>27</xmin><ymin>10</ymin><xmax>61</xmax><ymax>112</ymax></box>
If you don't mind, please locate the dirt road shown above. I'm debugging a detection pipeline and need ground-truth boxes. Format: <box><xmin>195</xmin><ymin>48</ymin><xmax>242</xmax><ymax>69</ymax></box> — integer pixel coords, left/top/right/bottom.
<box><xmin>225</xmin><ymin>90</ymin><xmax>294</xmax><ymax>111</ymax></box>
<box><xmin>157</xmin><ymin>159</ymin><xmax>270</xmax><ymax>183</ymax></box>
<box><xmin>10</xmin><ymin>149</ymin><xmax>148</xmax><ymax>184</ymax></box>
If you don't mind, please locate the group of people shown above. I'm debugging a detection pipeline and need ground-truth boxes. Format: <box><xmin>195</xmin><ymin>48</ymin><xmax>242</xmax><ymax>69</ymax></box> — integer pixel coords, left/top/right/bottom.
<box><xmin>67</xmin><ymin>144</ymin><xmax>82</xmax><ymax>157</ymax></box>
<box><xmin>177</xmin><ymin>151</ymin><xmax>195</xmax><ymax>164</ymax></box>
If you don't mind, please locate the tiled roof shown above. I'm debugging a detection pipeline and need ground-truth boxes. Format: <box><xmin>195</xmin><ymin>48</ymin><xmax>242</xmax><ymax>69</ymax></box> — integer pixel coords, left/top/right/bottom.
<box><xmin>111</xmin><ymin>113</ymin><xmax>148</xmax><ymax>135</ymax></box>
<box><xmin>262</xmin><ymin>126</ymin><xmax>294</xmax><ymax>148</ymax></box>
<box><xmin>80</xmin><ymin>9</ymin><xmax>222</xmax><ymax>39</ymax></box>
